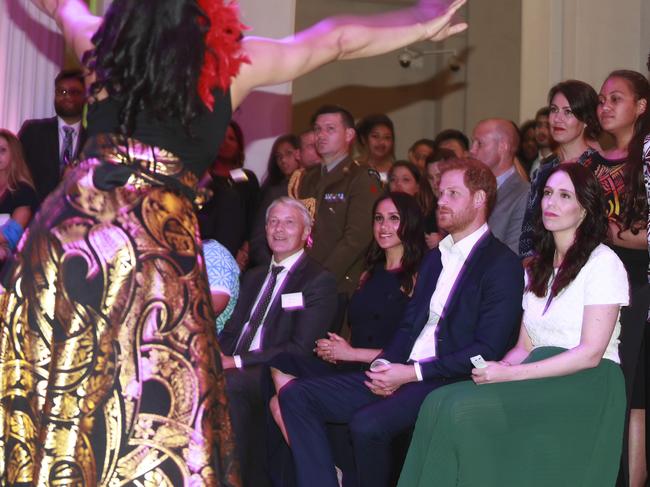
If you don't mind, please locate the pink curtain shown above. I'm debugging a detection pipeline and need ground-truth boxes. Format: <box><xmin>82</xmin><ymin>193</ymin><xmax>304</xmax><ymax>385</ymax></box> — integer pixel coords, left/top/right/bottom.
<box><xmin>0</xmin><ymin>0</ymin><xmax>63</xmax><ymax>133</ymax></box>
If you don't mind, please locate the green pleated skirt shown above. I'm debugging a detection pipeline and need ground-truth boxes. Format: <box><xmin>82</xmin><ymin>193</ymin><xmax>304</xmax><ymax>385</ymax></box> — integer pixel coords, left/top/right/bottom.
<box><xmin>397</xmin><ymin>347</ymin><xmax>626</xmax><ymax>487</ymax></box>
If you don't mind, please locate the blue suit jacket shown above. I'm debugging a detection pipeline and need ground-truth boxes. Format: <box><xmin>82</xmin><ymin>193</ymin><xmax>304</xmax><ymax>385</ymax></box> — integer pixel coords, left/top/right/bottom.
<box><xmin>382</xmin><ymin>231</ymin><xmax>524</xmax><ymax>381</ymax></box>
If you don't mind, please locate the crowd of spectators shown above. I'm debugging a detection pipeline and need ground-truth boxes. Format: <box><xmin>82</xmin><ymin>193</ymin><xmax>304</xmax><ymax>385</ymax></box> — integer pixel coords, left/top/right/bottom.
<box><xmin>3</xmin><ymin>62</ymin><xmax>650</xmax><ymax>487</ymax></box>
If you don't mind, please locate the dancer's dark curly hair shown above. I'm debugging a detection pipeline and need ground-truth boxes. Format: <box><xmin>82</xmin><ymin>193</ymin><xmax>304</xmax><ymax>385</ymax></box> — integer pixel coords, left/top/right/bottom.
<box><xmin>83</xmin><ymin>0</ymin><xmax>209</xmax><ymax>134</ymax></box>
<box><xmin>363</xmin><ymin>192</ymin><xmax>426</xmax><ymax>296</ymax></box>
<box><xmin>602</xmin><ymin>70</ymin><xmax>649</xmax><ymax>236</ymax></box>
<box><xmin>527</xmin><ymin>163</ymin><xmax>608</xmax><ymax>300</ymax></box>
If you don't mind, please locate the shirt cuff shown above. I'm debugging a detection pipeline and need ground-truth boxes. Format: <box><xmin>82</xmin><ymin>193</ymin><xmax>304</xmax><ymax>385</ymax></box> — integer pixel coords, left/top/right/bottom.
<box><xmin>413</xmin><ymin>362</ymin><xmax>423</xmax><ymax>381</ymax></box>
<box><xmin>234</xmin><ymin>355</ymin><xmax>243</xmax><ymax>369</ymax></box>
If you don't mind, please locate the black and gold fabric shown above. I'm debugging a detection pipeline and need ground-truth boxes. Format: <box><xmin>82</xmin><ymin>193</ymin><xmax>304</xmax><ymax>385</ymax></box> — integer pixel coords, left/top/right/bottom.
<box><xmin>0</xmin><ymin>135</ymin><xmax>239</xmax><ymax>486</ymax></box>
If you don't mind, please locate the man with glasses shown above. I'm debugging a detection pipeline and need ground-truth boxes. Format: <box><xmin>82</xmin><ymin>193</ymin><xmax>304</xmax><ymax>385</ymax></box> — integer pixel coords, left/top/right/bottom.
<box><xmin>19</xmin><ymin>69</ymin><xmax>87</xmax><ymax>204</ymax></box>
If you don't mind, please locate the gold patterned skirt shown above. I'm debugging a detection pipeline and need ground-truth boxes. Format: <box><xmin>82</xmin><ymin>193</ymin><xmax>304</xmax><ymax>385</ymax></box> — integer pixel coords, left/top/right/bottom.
<box><xmin>0</xmin><ymin>136</ymin><xmax>240</xmax><ymax>486</ymax></box>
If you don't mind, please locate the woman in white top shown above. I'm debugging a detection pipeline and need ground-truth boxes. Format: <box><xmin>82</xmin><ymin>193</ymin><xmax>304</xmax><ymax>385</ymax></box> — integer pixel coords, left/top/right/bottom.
<box><xmin>398</xmin><ymin>163</ymin><xmax>629</xmax><ymax>487</ymax></box>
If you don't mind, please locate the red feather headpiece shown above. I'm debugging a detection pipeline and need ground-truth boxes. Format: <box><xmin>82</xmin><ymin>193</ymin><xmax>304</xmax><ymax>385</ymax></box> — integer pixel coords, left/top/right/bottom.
<box><xmin>197</xmin><ymin>0</ymin><xmax>250</xmax><ymax>110</ymax></box>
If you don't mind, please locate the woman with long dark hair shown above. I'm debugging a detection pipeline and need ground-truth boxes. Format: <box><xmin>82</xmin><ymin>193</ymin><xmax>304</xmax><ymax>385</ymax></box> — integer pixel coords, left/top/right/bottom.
<box><xmin>388</xmin><ymin>160</ymin><xmax>438</xmax><ymax>248</ymax></box>
<box><xmin>519</xmin><ymin>79</ymin><xmax>602</xmax><ymax>258</ymax></box>
<box><xmin>268</xmin><ymin>193</ymin><xmax>426</xmax><ymax>436</ymax></box>
<box><xmin>586</xmin><ymin>70</ymin><xmax>649</xmax><ymax>487</ymax></box>
<box><xmin>0</xmin><ymin>0</ymin><xmax>467</xmax><ymax>484</ymax></box>
<box><xmin>388</xmin><ymin>160</ymin><xmax>435</xmax><ymax>219</ymax></box>
<box><xmin>399</xmin><ymin>163</ymin><xmax>628</xmax><ymax>487</ymax></box>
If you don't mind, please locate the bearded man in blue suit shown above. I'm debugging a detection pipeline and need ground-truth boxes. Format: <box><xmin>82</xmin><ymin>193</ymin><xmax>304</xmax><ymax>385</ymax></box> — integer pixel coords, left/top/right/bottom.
<box><xmin>277</xmin><ymin>157</ymin><xmax>525</xmax><ymax>487</ymax></box>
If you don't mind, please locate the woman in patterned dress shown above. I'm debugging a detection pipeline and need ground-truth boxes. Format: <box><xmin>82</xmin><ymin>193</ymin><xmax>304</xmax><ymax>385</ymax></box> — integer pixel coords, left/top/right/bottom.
<box><xmin>589</xmin><ymin>70</ymin><xmax>649</xmax><ymax>487</ymax></box>
<box><xmin>0</xmin><ymin>0</ymin><xmax>468</xmax><ymax>485</ymax></box>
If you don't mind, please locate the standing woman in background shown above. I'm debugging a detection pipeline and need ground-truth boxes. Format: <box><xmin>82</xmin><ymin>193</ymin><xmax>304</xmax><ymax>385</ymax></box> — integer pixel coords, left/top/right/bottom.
<box><xmin>198</xmin><ymin>120</ymin><xmax>260</xmax><ymax>270</ymax></box>
<box><xmin>356</xmin><ymin>114</ymin><xmax>396</xmax><ymax>184</ymax></box>
<box><xmin>388</xmin><ymin>160</ymin><xmax>437</xmax><ymax>247</ymax></box>
<box><xmin>0</xmin><ymin>0</ymin><xmax>468</xmax><ymax>485</ymax></box>
<box><xmin>519</xmin><ymin>79</ymin><xmax>601</xmax><ymax>258</ymax></box>
<box><xmin>587</xmin><ymin>69</ymin><xmax>649</xmax><ymax>487</ymax></box>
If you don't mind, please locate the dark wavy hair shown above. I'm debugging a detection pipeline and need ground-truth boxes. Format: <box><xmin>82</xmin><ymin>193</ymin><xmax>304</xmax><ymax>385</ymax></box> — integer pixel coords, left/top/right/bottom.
<box><xmin>548</xmin><ymin>79</ymin><xmax>601</xmax><ymax>141</ymax></box>
<box><xmin>434</xmin><ymin>128</ymin><xmax>470</xmax><ymax>151</ymax></box>
<box><xmin>409</xmin><ymin>138</ymin><xmax>435</xmax><ymax>153</ymax></box>
<box><xmin>363</xmin><ymin>192</ymin><xmax>426</xmax><ymax>296</ymax></box>
<box><xmin>262</xmin><ymin>134</ymin><xmax>300</xmax><ymax>189</ymax></box>
<box><xmin>388</xmin><ymin>160</ymin><xmax>435</xmax><ymax>216</ymax></box>
<box><xmin>356</xmin><ymin>114</ymin><xmax>395</xmax><ymax>146</ymax></box>
<box><xmin>224</xmin><ymin>120</ymin><xmax>245</xmax><ymax>168</ymax></box>
<box><xmin>527</xmin><ymin>163</ymin><xmax>608</xmax><ymax>300</ymax></box>
<box><xmin>83</xmin><ymin>0</ymin><xmax>209</xmax><ymax>134</ymax></box>
<box><xmin>603</xmin><ymin>70</ymin><xmax>650</xmax><ymax>235</ymax></box>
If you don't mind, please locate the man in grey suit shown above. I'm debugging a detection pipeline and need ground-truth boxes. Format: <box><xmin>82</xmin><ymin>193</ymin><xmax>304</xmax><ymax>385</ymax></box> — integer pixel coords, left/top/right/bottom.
<box><xmin>470</xmin><ymin>118</ymin><xmax>529</xmax><ymax>254</ymax></box>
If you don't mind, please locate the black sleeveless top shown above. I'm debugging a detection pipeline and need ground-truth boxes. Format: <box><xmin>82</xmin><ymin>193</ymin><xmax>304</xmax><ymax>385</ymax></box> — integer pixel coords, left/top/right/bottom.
<box><xmin>85</xmin><ymin>90</ymin><xmax>232</xmax><ymax>177</ymax></box>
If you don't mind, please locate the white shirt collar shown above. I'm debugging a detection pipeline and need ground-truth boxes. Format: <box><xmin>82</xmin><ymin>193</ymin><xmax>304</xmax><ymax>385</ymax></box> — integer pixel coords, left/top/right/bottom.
<box><xmin>271</xmin><ymin>248</ymin><xmax>305</xmax><ymax>270</ymax></box>
<box><xmin>57</xmin><ymin>118</ymin><xmax>81</xmax><ymax>133</ymax></box>
<box><xmin>439</xmin><ymin>223</ymin><xmax>489</xmax><ymax>260</ymax></box>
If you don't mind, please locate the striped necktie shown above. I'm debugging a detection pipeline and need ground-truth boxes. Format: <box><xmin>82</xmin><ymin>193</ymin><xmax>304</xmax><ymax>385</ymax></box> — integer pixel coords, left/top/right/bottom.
<box><xmin>235</xmin><ymin>265</ymin><xmax>285</xmax><ymax>354</ymax></box>
<box><xmin>61</xmin><ymin>126</ymin><xmax>75</xmax><ymax>168</ymax></box>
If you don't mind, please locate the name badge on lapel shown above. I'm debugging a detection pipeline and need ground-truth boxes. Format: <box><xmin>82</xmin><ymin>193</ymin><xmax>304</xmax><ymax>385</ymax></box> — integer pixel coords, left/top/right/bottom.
<box><xmin>324</xmin><ymin>192</ymin><xmax>346</xmax><ymax>203</ymax></box>
<box><xmin>230</xmin><ymin>168</ymin><xmax>249</xmax><ymax>182</ymax></box>
<box><xmin>281</xmin><ymin>292</ymin><xmax>304</xmax><ymax>310</ymax></box>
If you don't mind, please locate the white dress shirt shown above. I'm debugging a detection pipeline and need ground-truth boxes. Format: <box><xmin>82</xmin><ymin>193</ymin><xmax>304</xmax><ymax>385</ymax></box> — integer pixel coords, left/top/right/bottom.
<box><xmin>57</xmin><ymin>118</ymin><xmax>81</xmax><ymax>161</ymax></box>
<box><xmin>409</xmin><ymin>223</ymin><xmax>489</xmax><ymax>380</ymax></box>
<box><xmin>233</xmin><ymin>249</ymin><xmax>305</xmax><ymax>368</ymax></box>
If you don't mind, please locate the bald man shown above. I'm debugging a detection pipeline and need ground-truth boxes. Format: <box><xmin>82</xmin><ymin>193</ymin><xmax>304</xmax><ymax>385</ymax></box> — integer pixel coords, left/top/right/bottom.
<box><xmin>470</xmin><ymin>118</ymin><xmax>529</xmax><ymax>254</ymax></box>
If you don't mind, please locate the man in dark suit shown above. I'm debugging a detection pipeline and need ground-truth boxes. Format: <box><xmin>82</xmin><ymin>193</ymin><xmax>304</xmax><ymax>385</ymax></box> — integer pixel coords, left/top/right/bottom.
<box><xmin>297</xmin><ymin>105</ymin><xmax>381</xmax><ymax>295</ymax></box>
<box><xmin>18</xmin><ymin>69</ymin><xmax>87</xmax><ymax>204</ymax></box>
<box><xmin>219</xmin><ymin>196</ymin><xmax>338</xmax><ymax>487</ymax></box>
<box><xmin>278</xmin><ymin>158</ymin><xmax>524</xmax><ymax>487</ymax></box>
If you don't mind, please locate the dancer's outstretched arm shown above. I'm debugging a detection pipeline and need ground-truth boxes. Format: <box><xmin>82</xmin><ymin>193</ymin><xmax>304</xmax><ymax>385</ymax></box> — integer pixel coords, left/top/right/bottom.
<box><xmin>30</xmin><ymin>0</ymin><xmax>101</xmax><ymax>61</ymax></box>
<box><xmin>30</xmin><ymin>0</ymin><xmax>467</xmax><ymax>106</ymax></box>
<box><xmin>232</xmin><ymin>0</ymin><xmax>467</xmax><ymax>108</ymax></box>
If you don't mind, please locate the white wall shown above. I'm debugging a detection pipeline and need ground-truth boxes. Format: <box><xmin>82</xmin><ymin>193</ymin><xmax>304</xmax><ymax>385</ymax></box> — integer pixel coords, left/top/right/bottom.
<box><xmin>292</xmin><ymin>0</ymin><xmax>459</xmax><ymax>160</ymax></box>
<box><xmin>520</xmin><ymin>0</ymin><xmax>650</xmax><ymax>122</ymax></box>
<box><xmin>292</xmin><ymin>0</ymin><xmax>522</xmax><ymax>153</ymax></box>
